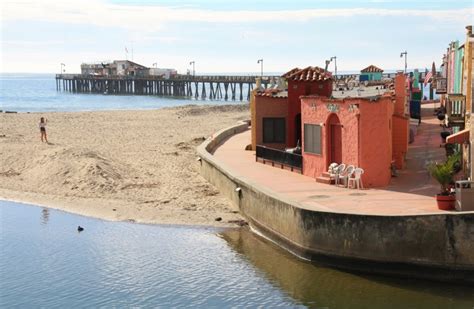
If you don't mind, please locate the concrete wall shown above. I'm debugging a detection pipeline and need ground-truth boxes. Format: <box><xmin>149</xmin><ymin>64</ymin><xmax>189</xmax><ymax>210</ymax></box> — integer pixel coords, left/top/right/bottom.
<box><xmin>197</xmin><ymin>121</ymin><xmax>474</xmax><ymax>282</ymax></box>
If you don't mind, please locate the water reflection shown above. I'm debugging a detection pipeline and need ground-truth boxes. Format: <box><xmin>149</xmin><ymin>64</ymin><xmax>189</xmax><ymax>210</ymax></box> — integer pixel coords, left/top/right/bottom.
<box><xmin>0</xmin><ymin>201</ymin><xmax>299</xmax><ymax>308</ymax></box>
<box><xmin>40</xmin><ymin>208</ymin><xmax>49</xmax><ymax>225</ymax></box>
<box><xmin>220</xmin><ymin>228</ymin><xmax>474</xmax><ymax>309</ymax></box>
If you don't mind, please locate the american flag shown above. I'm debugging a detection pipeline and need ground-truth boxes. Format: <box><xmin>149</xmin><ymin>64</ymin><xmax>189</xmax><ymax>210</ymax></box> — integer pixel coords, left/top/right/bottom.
<box><xmin>423</xmin><ymin>71</ymin><xmax>433</xmax><ymax>86</ymax></box>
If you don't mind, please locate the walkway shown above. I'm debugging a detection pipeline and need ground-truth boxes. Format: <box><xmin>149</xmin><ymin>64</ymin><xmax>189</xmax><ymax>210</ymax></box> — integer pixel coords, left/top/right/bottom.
<box><xmin>213</xmin><ymin>104</ymin><xmax>451</xmax><ymax>216</ymax></box>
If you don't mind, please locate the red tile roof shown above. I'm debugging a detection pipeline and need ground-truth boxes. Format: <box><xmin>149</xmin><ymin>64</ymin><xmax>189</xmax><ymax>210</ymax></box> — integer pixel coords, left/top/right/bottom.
<box><xmin>255</xmin><ymin>88</ymin><xmax>288</xmax><ymax>98</ymax></box>
<box><xmin>281</xmin><ymin>67</ymin><xmax>301</xmax><ymax>78</ymax></box>
<box><xmin>361</xmin><ymin>65</ymin><xmax>383</xmax><ymax>73</ymax></box>
<box><xmin>283</xmin><ymin>66</ymin><xmax>332</xmax><ymax>82</ymax></box>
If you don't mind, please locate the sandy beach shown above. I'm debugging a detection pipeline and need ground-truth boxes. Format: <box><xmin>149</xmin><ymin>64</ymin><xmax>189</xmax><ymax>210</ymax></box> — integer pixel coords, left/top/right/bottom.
<box><xmin>0</xmin><ymin>104</ymin><xmax>249</xmax><ymax>227</ymax></box>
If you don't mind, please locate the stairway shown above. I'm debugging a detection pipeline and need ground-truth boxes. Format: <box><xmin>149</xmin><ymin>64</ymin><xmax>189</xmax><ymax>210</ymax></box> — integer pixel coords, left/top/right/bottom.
<box><xmin>316</xmin><ymin>172</ymin><xmax>335</xmax><ymax>184</ymax></box>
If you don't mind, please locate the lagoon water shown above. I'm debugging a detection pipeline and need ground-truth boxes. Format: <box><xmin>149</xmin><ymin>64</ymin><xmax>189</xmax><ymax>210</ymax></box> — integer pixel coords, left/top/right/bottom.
<box><xmin>0</xmin><ymin>201</ymin><xmax>299</xmax><ymax>308</ymax></box>
<box><xmin>1</xmin><ymin>201</ymin><xmax>474</xmax><ymax>308</ymax></box>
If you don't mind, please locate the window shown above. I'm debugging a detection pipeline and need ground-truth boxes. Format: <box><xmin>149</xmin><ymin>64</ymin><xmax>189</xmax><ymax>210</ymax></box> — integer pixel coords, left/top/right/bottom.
<box><xmin>304</xmin><ymin>124</ymin><xmax>322</xmax><ymax>154</ymax></box>
<box><xmin>263</xmin><ymin>118</ymin><xmax>286</xmax><ymax>143</ymax></box>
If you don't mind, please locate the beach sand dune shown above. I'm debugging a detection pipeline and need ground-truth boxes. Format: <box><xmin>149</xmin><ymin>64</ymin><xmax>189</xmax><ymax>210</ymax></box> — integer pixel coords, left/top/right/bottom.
<box><xmin>0</xmin><ymin>104</ymin><xmax>249</xmax><ymax>227</ymax></box>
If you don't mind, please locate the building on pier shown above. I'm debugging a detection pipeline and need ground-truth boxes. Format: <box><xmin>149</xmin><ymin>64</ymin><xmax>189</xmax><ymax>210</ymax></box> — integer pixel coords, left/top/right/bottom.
<box><xmin>81</xmin><ymin>60</ymin><xmax>157</xmax><ymax>77</ymax></box>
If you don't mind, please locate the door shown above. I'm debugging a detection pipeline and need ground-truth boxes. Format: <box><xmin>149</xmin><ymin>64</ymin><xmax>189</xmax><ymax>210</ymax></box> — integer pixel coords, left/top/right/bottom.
<box><xmin>330</xmin><ymin>124</ymin><xmax>342</xmax><ymax>163</ymax></box>
<box><xmin>295</xmin><ymin>114</ymin><xmax>302</xmax><ymax>147</ymax></box>
<box><xmin>327</xmin><ymin>113</ymin><xmax>342</xmax><ymax>165</ymax></box>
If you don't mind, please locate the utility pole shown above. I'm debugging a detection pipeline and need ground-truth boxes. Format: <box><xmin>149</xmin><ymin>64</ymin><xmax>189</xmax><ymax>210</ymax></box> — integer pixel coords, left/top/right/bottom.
<box><xmin>400</xmin><ymin>51</ymin><xmax>408</xmax><ymax>73</ymax></box>
<box><xmin>257</xmin><ymin>59</ymin><xmax>263</xmax><ymax>77</ymax></box>
<box><xmin>330</xmin><ymin>56</ymin><xmax>337</xmax><ymax>79</ymax></box>
<box><xmin>189</xmin><ymin>61</ymin><xmax>195</xmax><ymax>77</ymax></box>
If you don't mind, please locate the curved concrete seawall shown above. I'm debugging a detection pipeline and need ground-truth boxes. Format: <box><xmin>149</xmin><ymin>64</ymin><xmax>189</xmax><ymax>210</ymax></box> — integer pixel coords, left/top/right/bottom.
<box><xmin>197</xmin><ymin>122</ymin><xmax>474</xmax><ymax>283</ymax></box>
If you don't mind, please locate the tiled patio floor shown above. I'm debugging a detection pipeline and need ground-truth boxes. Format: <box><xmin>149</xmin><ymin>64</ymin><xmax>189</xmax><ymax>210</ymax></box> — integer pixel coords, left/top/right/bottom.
<box><xmin>213</xmin><ymin>103</ymin><xmax>457</xmax><ymax>216</ymax></box>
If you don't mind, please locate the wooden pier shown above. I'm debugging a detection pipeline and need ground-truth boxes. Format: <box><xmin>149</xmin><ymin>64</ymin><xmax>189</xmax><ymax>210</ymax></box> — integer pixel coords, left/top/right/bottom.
<box><xmin>56</xmin><ymin>71</ymin><xmax>429</xmax><ymax>101</ymax></box>
<box><xmin>55</xmin><ymin>74</ymin><xmax>277</xmax><ymax>101</ymax></box>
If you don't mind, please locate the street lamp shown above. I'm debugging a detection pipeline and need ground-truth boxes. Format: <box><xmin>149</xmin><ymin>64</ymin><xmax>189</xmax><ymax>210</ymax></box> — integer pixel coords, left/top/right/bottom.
<box><xmin>189</xmin><ymin>61</ymin><xmax>195</xmax><ymax>77</ymax></box>
<box><xmin>400</xmin><ymin>51</ymin><xmax>407</xmax><ymax>73</ymax></box>
<box><xmin>330</xmin><ymin>56</ymin><xmax>337</xmax><ymax>79</ymax></box>
<box><xmin>60</xmin><ymin>63</ymin><xmax>66</xmax><ymax>74</ymax></box>
<box><xmin>153</xmin><ymin>63</ymin><xmax>157</xmax><ymax>68</ymax></box>
<box><xmin>257</xmin><ymin>59</ymin><xmax>263</xmax><ymax>77</ymax></box>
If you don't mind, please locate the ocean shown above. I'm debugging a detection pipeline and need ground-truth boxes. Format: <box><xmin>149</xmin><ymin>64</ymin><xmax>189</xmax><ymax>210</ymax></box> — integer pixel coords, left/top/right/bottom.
<box><xmin>0</xmin><ymin>73</ymin><xmax>246</xmax><ymax>113</ymax></box>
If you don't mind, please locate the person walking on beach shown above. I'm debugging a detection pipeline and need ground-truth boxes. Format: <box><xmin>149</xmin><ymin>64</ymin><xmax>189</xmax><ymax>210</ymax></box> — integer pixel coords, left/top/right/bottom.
<box><xmin>39</xmin><ymin>117</ymin><xmax>48</xmax><ymax>143</ymax></box>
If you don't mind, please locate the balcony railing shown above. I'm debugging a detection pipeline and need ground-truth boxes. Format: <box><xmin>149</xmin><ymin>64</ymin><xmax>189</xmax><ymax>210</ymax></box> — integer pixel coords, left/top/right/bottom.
<box><xmin>435</xmin><ymin>78</ymin><xmax>447</xmax><ymax>94</ymax></box>
<box><xmin>256</xmin><ymin>145</ymin><xmax>303</xmax><ymax>172</ymax></box>
<box><xmin>446</xmin><ymin>94</ymin><xmax>466</xmax><ymax>126</ymax></box>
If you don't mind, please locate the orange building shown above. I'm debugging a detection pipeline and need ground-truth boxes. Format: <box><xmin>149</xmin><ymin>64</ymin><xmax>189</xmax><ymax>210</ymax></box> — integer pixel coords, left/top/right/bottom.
<box><xmin>301</xmin><ymin>73</ymin><xmax>409</xmax><ymax>187</ymax></box>
<box><xmin>253</xmin><ymin>90</ymin><xmax>289</xmax><ymax>150</ymax></box>
<box><xmin>391</xmin><ymin>73</ymin><xmax>410</xmax><ymax>169</ymax></box>
<box><xmin>251</xmin><ymin>67</ymin><xmax>332</xmax><ymax>150</ymax></box>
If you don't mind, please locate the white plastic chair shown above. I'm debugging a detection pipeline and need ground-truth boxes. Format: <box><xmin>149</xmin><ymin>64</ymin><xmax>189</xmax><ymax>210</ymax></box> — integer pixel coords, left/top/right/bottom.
<box><xmin>328</xmin><ymin>163</ymin><xmax>339</xmax><ymax>176</ymax></box>
<box><xmin>339</xmin><ymin>165</ymin><xmax>355</xmax><ymax>187</ymax></box>
<box><xmin>348</xmin><ymin>168</ymin><xmax>364</xmax><ymax>189</ymax></box>
<box><xmin>334</xmin><ymin>164</ymin><xmax>346</xmax><ymax>186</ymax></box>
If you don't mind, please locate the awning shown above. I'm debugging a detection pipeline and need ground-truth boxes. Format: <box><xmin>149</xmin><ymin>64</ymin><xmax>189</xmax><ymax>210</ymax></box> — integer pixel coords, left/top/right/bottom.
<box><xmin>446</xmin><ymin>128</ymin><xmax>470</xmax><ymax>144</ymax></box>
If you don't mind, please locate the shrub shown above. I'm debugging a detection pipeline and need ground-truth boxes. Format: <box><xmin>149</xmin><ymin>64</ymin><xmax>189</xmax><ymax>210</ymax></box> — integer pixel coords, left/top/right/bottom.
<box><xmin>427</xmin><ymin>153</ymin><xmax>460</xmax><ymax>195</ymax></box>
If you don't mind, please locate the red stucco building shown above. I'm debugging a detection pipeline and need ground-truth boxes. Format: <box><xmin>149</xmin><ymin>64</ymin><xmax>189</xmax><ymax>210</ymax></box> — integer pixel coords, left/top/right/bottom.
<box><xmin>251</xmin><ymin>66</ymin><xmax>332</xmax><ymax>150</ymax></box>
<box><xmin>301</xmin><ymin>73</ymin><xmax>409</xmax><ymax>187</ymax></box>
<box><xmin>252</xmin><ymin>66</ymin><xmax>408</xmax><ymax>188</ymax></box>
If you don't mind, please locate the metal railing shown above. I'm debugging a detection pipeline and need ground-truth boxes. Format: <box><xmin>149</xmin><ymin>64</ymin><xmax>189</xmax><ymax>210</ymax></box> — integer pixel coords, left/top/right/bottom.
<box><xmin>256</xmin><ymin>145</ymin><xmax>302</xmax><ymax>171</ymax></box>
<box><xmin>55</xmin><ymin>74</ymin><xmax>277</xmax><ymax>83</ymax></box>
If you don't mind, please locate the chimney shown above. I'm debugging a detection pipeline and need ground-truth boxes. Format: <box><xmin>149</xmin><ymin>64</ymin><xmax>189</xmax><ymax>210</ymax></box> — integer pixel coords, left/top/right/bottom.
<box><xmin>466</xmin><ymin>25</ymin><xmax>473</xmax><ymax>36</ymax></box>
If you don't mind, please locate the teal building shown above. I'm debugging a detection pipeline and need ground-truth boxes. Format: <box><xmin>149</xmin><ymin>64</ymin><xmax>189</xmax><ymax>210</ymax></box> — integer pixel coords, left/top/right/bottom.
<box><xmin>360</xmin><ymin>65</ymin><xmax>383</xmax><ymax>81</ymax></box>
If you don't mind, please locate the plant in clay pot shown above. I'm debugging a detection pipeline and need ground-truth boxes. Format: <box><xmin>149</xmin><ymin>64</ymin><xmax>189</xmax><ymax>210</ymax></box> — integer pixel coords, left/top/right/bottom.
<box><xmin>427</xmin><ymin>154</ymin><xmax>459</xmax><ymax>210</ymax></box>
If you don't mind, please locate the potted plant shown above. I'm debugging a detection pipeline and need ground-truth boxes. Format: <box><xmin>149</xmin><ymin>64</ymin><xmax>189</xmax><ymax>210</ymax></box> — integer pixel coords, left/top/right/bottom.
<box><xmin>427</xmin><ymin>154</ymin><xmax>459</xmax><ymax>210</ymax></box>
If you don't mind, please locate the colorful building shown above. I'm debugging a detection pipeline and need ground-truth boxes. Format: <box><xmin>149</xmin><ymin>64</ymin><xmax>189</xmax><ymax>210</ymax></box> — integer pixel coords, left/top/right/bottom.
<box><xmin>301</xmin><ymin>73</ymin><xmax>408</xmax><ymax>187</ymax></box>
<box><xmin>445</xmin><ymin>25</ymin><xmax>474</xmax><ymax>180</ymax></box>
<box><xmin>359</xmin><ymin>65</ymin><xmax>384</xmax><ymax>81</ymax></box>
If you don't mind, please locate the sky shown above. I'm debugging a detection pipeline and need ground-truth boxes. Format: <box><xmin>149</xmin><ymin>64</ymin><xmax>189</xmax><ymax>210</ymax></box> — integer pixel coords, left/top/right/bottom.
<box><xmin>0</xmin><ymin>0</ymin><xmax>472</xmax><ymax>74</ymax></box>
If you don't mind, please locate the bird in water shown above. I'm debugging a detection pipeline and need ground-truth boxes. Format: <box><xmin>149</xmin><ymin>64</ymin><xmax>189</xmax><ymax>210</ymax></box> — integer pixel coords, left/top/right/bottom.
<box><xmin>77</xmin><ymin>226</ymin><xmax>84</xmax><ymax>232</ymax></box>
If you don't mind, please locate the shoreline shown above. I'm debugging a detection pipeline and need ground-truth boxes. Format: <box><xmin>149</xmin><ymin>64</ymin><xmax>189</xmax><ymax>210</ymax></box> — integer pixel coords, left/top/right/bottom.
<box><xmin>0</xmin><ymin>194</ymin><xmax>235</xmax><ymax>229</ymax></box>
<box><xmin>0</xmin><ymin>189</ymin><xmax>236</xmax><ymax>228</ymax></box>
<box><xmin>1</xmin><ymin>101</ymin><xmax>250</xmax><ymax>115</ymax></box>
<box><xmin>0</xmin><ymin>104</ymin><xmax>249</xmax><ymax>228</ymax></box>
